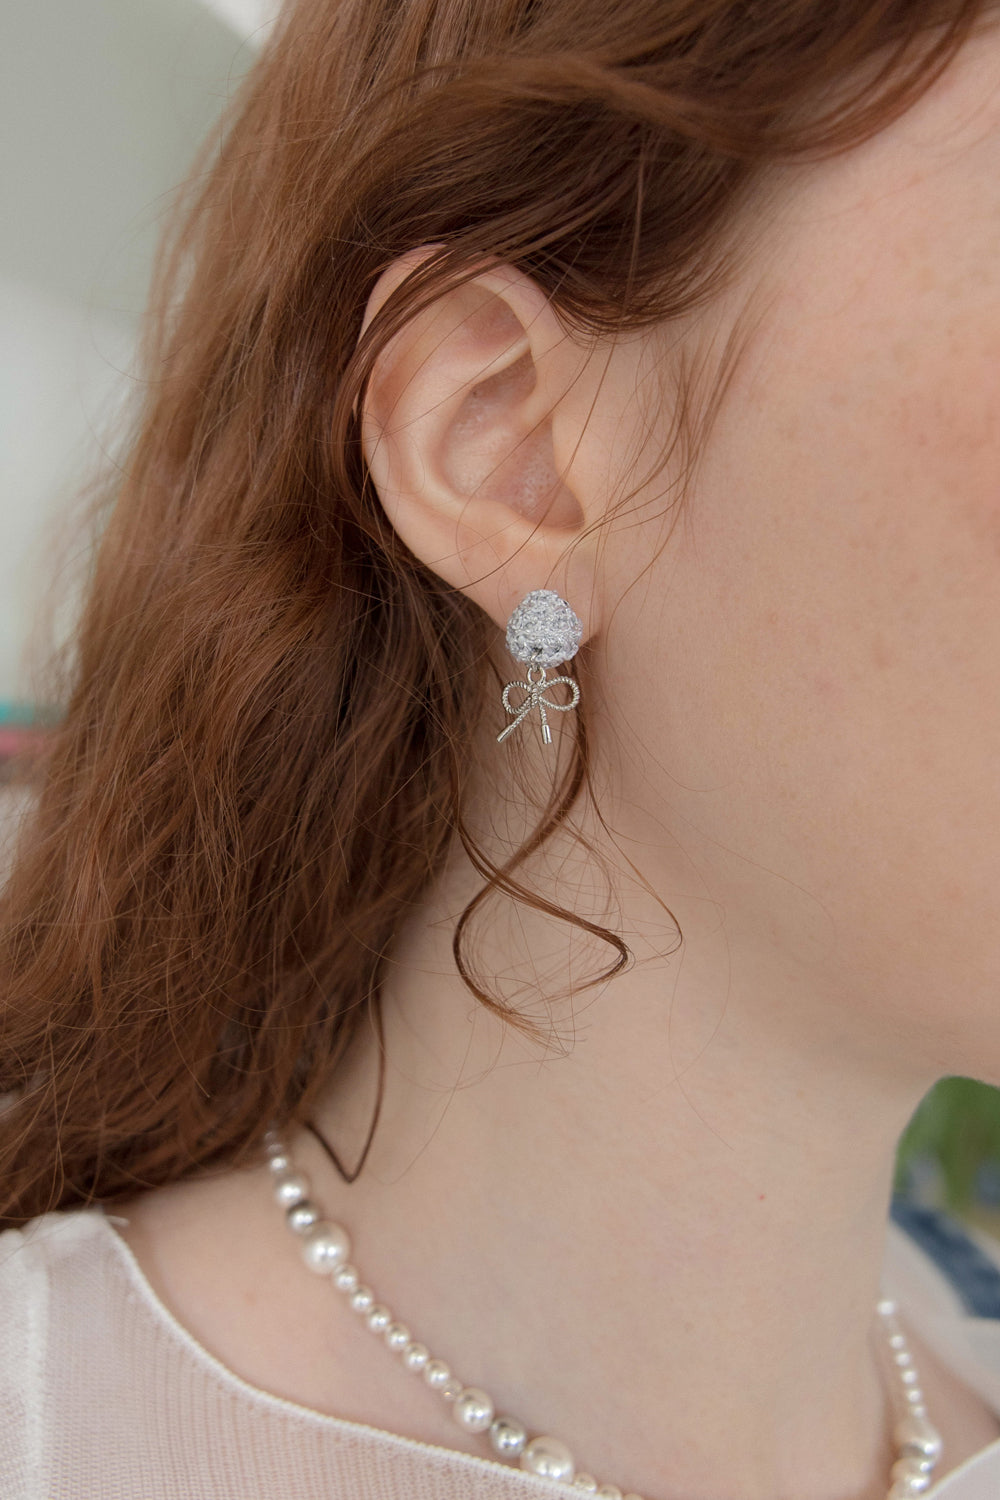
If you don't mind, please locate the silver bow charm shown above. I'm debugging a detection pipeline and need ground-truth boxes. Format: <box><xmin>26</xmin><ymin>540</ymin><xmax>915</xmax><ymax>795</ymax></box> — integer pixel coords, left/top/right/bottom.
<box><xmin>497</xmin><ymin>664</ymin><xmax>581</xmax><ymax>746</ymax></box>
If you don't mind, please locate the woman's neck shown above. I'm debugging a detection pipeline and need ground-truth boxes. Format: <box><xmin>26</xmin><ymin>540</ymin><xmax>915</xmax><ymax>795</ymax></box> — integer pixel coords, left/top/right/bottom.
<box><xmin>310</xmin><ymin>830</ymin><xmax>932</xmax><ymax>1500</ymax></box>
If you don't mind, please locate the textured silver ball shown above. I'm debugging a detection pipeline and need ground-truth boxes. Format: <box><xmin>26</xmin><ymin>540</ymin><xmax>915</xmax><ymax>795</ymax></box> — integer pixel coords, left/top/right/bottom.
<box><xmin>489</xmin><ymin>1415</ymin><xmax>528</xmax><ymax>1457</ymax></box>
<box><xmin>452</xmin><ymin>1387</ymin><xmax>495</xmax><ymax>1433</ymax></box>
<box><xmin>301</xmin><ymin>1221</ymin><xmax>351</xmax><ymax>1274</ymax></box>
<box><xmin>505</xmin><ymin>590</ymin><xmax>583</xmax><ymax>668</ymax></box>
<box><xmin>520</xmin><ymin>1435</ymin><xmax>575</xmax><ymax>1482</ymax></box>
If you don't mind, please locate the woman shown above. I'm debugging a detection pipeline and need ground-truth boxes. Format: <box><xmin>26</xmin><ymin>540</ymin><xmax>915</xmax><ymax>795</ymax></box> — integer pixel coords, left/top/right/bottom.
<box><xmin>3</xmin><ymin>0</ymin><xmax>1000</xmax><ymax>1494</ymax></box>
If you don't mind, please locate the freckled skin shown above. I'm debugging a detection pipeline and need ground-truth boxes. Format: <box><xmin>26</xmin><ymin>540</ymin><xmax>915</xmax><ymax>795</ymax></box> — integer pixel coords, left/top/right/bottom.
<box><xmin>589</xmin><ymin>28</ymin><xmax>1000</xmax><ymax>1080</ymax></box>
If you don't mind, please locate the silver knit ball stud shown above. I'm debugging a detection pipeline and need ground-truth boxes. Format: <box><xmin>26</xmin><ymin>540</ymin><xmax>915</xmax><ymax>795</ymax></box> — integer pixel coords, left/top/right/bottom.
<box><xmin>497</xmin><ymin>590</ymin><xmax>583</xmax><ymax>747</ymax></box>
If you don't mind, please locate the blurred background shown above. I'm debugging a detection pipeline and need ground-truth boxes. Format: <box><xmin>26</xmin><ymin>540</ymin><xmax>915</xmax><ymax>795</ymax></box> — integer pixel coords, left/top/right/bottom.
<box><xmin>2</xmin><ymin>0</ymin><xmax>998</xmax><ymax>1227</ymax></box>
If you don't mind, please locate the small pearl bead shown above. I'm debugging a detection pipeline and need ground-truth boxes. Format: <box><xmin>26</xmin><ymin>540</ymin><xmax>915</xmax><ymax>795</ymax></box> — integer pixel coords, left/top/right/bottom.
<box><xmin>572</xmin><ymin>1478</ymin><xmax>598</xmax><ymax>1493</ymax></box>
<box><xmin>262</xmin><ymin>1129</ymin><xmax>282</xmax><ymax>1150</ymax></box>
<box><xmin>273</xmin><ymin>1171</ymin><xmax>310</xmax><ymax>1207</ymax></box>
<box><xmin>301</xmin><ymin>1221</ymin><xmax>351</xmax><ymax>1274</ymax></box>
<box><xmin>892</xmin><ymin>1348</ymin><xmax>913</xmax><ymax>1367</ymax></box>
<box><xmin>423</xmin><ymin>1359</ymin><xmax>453</xmax><ymax>1390</ymax></box>
<box><xmin>286</xmin><ymin>1200</ymin><xmax>320</xmax><ymax>1234</ymax></box>
<box><xmin>895</xmin><ymin>1415</ymin><xmax>943</xmax><ymax>1460</ymax></box>
<box><xmin>384</xmin><ymin>1322</ymin><xmax>411</xmax><ymax>1353</ymax></box>
<box><xmin>520</xmin><ymin>1435</ymin><xmax>575</xmax><ymax>1482</ymax></box>
<box><xmin>490</xmin><ymin>1416</ymin><xmax>528</xmax><ymax>1457</ymax></box>
<box><xmin>349</xmin><ymin>1285</ymin><xmax>374</xmax><ymax>1314</ymax></box>
<box><xmin>402</xmin><ymin>1342</ymin><xmax>430</xmax><ymax>1372</ymax></box>
<box><xmin>367</xmin><ymin>1304</ymin><xmax>392</xmax><ymax>1334</ymax></box>
<box><xmin>333</xmin><ymin>1263</ymin><xmax>359</xmax><ymax>1294</ymax></box>
<box><xmin>267</xmin><ymin>1152</ymin><xmax>291</xmax><ymax>1175</ymax></box>
<box><xmin>878</xmin><ymin>1298</ymin><xmax>899</xmax><ymax>1317</ymax></box>
<box><xmin>439</xmin><ymin>1376</ymin><xmax>463</xmax><ymax>1402</ymax></box>
<box><xmin>888</xmin><ymin>1463</ymin><xmax>931</xmax><ymax>1497</ymax></box>
<box><xmin>452</xmin><ymin>1387</ymin><xmax>494</xmax><ymax>1433</ymax></box>
<box><xmin>597</xmin><ymin>1486</ymin><xmax>623</xmax><ymax>1499</ymax></box>
<box><xmin>904</xmin><ymin>1385</ymin><xmax>925</xmax><ymax>1407</ymax></box>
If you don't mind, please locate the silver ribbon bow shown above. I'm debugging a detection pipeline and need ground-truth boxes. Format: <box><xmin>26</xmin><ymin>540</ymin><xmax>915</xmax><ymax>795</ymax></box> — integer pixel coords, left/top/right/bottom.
<box><xmin>497</xmin><ymin>664</ymin><xmax>581</xmax><ymax>746</ymax></box>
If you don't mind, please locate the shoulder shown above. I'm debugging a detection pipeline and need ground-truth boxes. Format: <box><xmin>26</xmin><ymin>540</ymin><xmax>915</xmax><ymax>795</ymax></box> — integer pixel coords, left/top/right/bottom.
<box><xmin>0</xmin><ymin>1206</ymin><xmax>113</xmax><ymax>1317</ymax></box>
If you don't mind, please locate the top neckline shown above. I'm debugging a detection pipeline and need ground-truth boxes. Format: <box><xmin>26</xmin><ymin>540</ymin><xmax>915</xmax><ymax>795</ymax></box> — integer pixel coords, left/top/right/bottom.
<box><xmin>61</xmin><ymin>1204</ymin><xmax>1000</xmax><ymax>1498</ymax></box>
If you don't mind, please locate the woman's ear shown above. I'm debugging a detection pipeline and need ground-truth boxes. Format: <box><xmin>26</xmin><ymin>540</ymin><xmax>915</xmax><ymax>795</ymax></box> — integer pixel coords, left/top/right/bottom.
<box><xmin>358</xmin><ymin>252</ymin><xmax>604</xmax><ymax>637</ymax></box>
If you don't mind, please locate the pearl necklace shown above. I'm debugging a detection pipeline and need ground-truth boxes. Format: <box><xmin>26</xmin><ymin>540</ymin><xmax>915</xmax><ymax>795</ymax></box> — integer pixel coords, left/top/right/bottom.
<box><xmin>262</xmin><ymin>1130</ymin><xmax>943</xmax><ymax>1498</ymax></box>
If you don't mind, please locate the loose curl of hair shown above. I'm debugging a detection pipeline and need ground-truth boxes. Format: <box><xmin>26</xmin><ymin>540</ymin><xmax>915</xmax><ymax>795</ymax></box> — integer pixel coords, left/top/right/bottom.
<box><xmin>0</xmin><ymin>0</ymin><xmax>990</xmax><ymax>1224</ymax></box>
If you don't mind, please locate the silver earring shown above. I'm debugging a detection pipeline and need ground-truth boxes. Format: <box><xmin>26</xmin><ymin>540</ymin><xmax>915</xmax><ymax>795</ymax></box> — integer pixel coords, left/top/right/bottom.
<box><xmin>497</xmin><ymin>590</ymin><xmax>583</xmax><ymax>747</ymax></box>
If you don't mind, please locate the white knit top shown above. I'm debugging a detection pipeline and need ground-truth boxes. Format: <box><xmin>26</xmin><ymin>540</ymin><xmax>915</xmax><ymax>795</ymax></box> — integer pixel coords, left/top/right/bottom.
<box><xmin>2</xmin><ymin>1207</ymin><xmax>1000</xmax><ymax>1498</ymax></box>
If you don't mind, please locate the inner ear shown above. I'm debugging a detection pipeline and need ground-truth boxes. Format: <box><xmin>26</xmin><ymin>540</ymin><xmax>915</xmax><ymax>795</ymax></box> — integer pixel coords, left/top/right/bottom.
<box><xmin>444</xmin><ymin>346</ymin><xmax>584</xmax><ymax>530</ymax></box>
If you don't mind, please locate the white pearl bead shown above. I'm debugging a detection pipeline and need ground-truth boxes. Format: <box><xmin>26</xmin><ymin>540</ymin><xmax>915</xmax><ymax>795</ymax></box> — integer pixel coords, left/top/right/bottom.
<box><xmin>384</xmin><ymin>1322</ymin><xmax>411</xmax><ymax>1353</ymax></box>
<box><xmin>273</xmin><ymin>1171</ymin><xmax>310</xmax><ymax>1207</ymax></box>
<box><xmin>878</xmin><ymin>1298</ymin><xmax>899</xmax><ymax>1317</ymax></box>
<box><xmin>333</xmin><ymin>1263</ymin><xmax>359</xmax><ymax>1294</ymax></box>
<box><xmin>367</xmin><ymin>1304</ymin><xmax>392</xmax><ymax>1334</ymax></box>
<box><xmin>263</xmin><ymin>1129</ymin><xmax>282</xmax><ymax>1150</ymax></box>
<box><xmin>888</xmin><ymin>1469</ymin><xmax>931</xmax><ymax>1497</ymax></box>
<box><xmin>423</xmin><ymin>1359</ymin><xmax>452</xmax><ymax>1390</ymax></box>
<box><xmin>452</xmin><ymin>1387</ymin><xmax>494</xmax><ymax>1433</ymax></box>
<box><xmin>349</xmin><ymin>1285</ymin><xmax>374</xmax><ymax>1313</ymax></box>
<box><xmin>267</xmin><ymin>1151</ymin><xmax>292</xmax><ymax>1175</ymax></box>
<box><xmin>597</xmin><ymin>1486</ymin><xmax>623</xmax><ymax>1499</ymax></box>
<box><xmin>286</xmin><ymin>1200</ymin><xmax>320</xmax><ymax>1234</ymax></box>
<box><xmin>439</xmin><ymin>1376</ymin><xmax>463</xmax><ymax>1402</ymax></box>
<box><xmin>301</xmin><ymin>1221</ymin><xmax>351</xmax><ymax>1274</ymax></box>
<box><xmin>490</xmin><ymin>1416</ymin><xmax>528</xmax><ymax>1457</ymax></box>
<box><xmin>572</xmin><ymin>1478</ymin><xmax>598</xmax><ymax>1493</ymax></box>
<box><xmin>520</xmin><ymin>1435</ymin><xmax>575</xmax><ymax>1482</ymax></box>
<box><xmin>402</xmin><ymin>1342</ymin><xmax>430</xmax><ymax>1372</ymax></box>
<box><xmin>895</xmin><ymin>1415</ymin><xmax>943</xmax><ymax>1460</ymax></box>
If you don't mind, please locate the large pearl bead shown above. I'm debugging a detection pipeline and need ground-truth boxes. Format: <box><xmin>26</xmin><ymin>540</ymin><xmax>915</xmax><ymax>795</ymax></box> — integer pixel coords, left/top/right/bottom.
<box><xmin>452</xmin><ymin>1387</ymin><xmax>495</xmax><ymax>1433</ymax></box>
<box><xmin>301</xmin><ymin>1221</ymin><xmax>351</xmax><ymax>1274</ymax></box>
<box><xmin>521</xmin><ymin>1435</ymin><xmax>575</xmax><ymax>1482</ymax></box>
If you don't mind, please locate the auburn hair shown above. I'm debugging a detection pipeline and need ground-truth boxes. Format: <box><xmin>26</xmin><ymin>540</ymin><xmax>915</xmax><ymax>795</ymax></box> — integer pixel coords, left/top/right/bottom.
<box><xmin>0</xmin><ymin>0</ymin><xmax>990</xmax><ymax>1225</ymax></box>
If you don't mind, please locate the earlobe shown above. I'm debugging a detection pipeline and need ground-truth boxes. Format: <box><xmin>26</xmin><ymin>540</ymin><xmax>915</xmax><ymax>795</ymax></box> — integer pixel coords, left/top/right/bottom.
<box><xmin>357</xmin><ymin>253</ymin><xmax>597</xmax><ymax>637</ymax></box>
